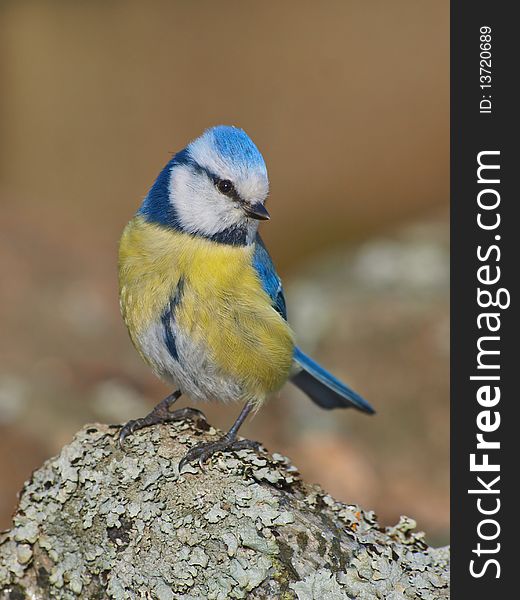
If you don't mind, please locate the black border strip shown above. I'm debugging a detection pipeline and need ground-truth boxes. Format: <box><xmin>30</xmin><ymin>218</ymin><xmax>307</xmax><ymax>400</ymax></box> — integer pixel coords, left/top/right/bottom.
<box><xmin>451</xmin><ymin>2</ymin><xmax>515</xmax><ymax>596</ymax></box>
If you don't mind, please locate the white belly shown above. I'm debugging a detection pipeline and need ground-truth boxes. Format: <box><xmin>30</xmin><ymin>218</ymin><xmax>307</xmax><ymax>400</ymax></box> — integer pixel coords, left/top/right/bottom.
<box><xmin>136</xmin><ymin>319</ymin><xmax>247</xmax><ymax>404</ymax></box>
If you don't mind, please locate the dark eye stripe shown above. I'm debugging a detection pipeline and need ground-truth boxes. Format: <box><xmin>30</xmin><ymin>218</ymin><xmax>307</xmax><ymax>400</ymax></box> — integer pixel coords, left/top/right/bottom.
<box><xmin>172</xmin><ymin>150</ymin><xmax>243</xmax><ymax>203</ymax></box>
<box><xmin>216</xmin><ymin>179</ymin><xmax>234</xmax><ymax>195</ymax></box>
<box><xmin>214</xmin><ymin>177</ymin><xmax>241</xmax><ymax>202</ymax></box>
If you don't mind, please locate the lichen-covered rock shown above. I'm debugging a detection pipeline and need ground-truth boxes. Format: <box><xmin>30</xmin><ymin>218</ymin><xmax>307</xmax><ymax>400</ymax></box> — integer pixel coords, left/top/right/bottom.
<box><xmin>0</xmin><ymin>420</ymin><xmax>449</xmax><ymax>599</ymax></box>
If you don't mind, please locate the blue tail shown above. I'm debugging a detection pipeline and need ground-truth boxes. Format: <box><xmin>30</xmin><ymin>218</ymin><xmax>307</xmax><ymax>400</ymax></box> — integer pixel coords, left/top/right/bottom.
<box><xmin>291</xmin><ymin>347</ymin><xmax>375</xmax><ymax>414</ymax></box>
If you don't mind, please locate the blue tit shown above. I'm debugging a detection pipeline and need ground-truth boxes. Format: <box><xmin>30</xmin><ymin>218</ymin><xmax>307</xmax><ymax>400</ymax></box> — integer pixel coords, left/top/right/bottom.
<box><xmin>118</xmin><ymin>125</ymin><xmax>374</xmax><ymax>468</ymax></box>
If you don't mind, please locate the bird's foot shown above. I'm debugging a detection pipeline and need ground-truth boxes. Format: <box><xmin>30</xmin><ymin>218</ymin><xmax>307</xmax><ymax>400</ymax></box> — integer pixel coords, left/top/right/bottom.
<box><xmin>119</xmin><ymin>405</ymin><xmax>206</xmax><ymax>449</ymax></box>
<box><xmin>178</xmin><ymin>436</ymin><xmax>261</xmax><ymax>473</ymax></box>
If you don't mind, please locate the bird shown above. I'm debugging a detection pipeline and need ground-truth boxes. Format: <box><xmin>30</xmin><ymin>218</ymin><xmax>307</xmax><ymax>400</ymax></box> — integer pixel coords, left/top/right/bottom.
<box><xmin>118</xmin><ymin>125</ymin><xmax>374</xmax><ymax>470</ymax></box>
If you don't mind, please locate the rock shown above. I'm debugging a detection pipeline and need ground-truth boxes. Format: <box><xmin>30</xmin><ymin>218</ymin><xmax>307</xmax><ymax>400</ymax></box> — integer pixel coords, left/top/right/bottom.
<box><xmin>0</xmin><ymin>420</ymin><xmax>449</xmax><ymax>599</ymax></box>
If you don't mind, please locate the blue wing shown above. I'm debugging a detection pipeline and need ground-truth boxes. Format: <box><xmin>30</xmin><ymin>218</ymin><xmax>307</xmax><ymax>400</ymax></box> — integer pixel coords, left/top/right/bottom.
<box><xmin>292</xmin><ymin>347</ymin><xmax>375</xmax><ymax>413</ymax></box>
<box><xmin>252</xmin><ymin>234</ymin><xmax>287</xmax><ymax>320</ymax></box>
<box><xmin>252</xmin><ymin>234</ymin><xmax>374</xmax><ymax>415</ymax></box>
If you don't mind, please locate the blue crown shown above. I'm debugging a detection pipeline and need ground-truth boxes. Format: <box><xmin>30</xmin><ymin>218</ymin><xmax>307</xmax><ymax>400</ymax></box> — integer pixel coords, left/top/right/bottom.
<box><xmin>204</xmin><ymin>125</ymin><xmax>266</xmax><ymax>172</ymax></box>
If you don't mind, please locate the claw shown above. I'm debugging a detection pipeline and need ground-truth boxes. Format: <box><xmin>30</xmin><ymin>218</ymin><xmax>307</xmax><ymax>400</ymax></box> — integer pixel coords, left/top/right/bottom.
<box><xmin>117</xmin><ymin>401</ymin><xmax>206</xmax><ymax>451</ymax></box>
<box><xmin>177</xmin><ymin>454</ymin><xmax>192</xmax><ymax>474</ymax></box>
<box><xmin>178</xmin><ymin>436</ymin><xmax>261</xmax><ymax>474</ymax></box>
<box><xmin>118</xmin><ymin>421</ymin><xmax>138</xmax><ymax>449</ymax></box>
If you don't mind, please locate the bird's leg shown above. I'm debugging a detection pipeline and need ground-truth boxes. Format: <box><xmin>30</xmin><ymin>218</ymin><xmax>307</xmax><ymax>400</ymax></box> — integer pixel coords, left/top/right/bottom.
<box><xmin>178</xmin><ymin>401</ymin><xmax>260</xmax><ymax>472</ymax></box>
<box><xmin>118</xmin><ymin>390</ymin><xmax>206</xmax><ymax>448</ymax></box>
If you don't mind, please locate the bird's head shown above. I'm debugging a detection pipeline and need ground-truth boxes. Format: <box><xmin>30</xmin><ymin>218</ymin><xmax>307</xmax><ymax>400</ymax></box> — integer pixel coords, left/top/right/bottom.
<box><xmin>139</xmin><ymin>126</ymin><xmax>270</xmax><ymax>245</ymax></box>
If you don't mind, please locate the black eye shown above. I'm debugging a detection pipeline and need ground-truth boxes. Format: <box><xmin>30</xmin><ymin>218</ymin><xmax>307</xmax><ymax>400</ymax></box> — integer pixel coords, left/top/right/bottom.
<box><xmin>215</xmin><ymin>179</ymin><xmax>234</xmax><ymax>196</ymax></box>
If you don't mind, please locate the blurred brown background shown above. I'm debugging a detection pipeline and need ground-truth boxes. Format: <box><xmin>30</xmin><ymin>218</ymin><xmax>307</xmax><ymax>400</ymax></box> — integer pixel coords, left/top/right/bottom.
<box><xmin>0</xmin><ymin>1</ymin><xmax>449</xmax><ymax>544</ymax></box>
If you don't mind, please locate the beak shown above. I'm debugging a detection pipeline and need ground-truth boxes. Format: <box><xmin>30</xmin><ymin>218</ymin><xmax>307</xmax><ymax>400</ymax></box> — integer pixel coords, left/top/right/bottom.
<box><xmin>244</xmin><ymin>202</ymin><xmax>270</xmax><ymax>221</ymax></box>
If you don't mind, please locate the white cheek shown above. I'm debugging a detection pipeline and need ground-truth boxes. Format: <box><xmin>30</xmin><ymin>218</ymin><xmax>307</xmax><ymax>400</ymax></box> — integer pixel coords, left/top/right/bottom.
<box><xmin>169</xmin><ymin>166</ymin><xmax>244</xmax><ymax>236</ymax></box>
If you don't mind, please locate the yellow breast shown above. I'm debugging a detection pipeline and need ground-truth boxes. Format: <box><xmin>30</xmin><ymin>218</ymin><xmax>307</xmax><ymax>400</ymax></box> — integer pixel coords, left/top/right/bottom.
<box><xmin>118</xmin><ymin>216</ymin><xmax>294</xmax><ymax>400</ymax></box>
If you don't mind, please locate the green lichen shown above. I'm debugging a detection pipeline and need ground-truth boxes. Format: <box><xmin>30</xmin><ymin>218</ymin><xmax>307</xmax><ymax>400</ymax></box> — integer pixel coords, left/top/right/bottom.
<box><xmin>0</xmin><ymin>421</ymin><xmax>449</xmax><ymax>599</ymax></box>
<box><xmin>296</xmin><ymin>531</ymin><xmax>308</xmax><ymax>553</ymax></box>
<box><xmin>275</xmin><ymin>540</ymin><xmax>300</xmax><ymax>583</ymax></box>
